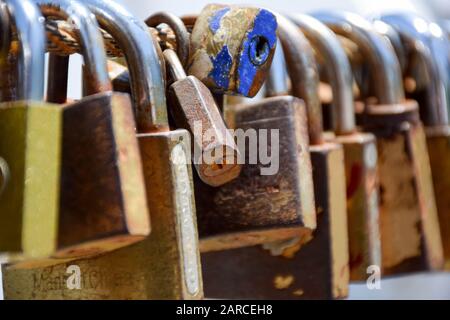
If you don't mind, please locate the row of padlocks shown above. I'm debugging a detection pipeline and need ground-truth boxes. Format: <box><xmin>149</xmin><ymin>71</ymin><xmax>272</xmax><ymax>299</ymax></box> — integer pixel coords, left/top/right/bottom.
<box><xmin>0</xmin><ymin>0</ymin><xmax>449</xmax><ymax>300</ymax></box>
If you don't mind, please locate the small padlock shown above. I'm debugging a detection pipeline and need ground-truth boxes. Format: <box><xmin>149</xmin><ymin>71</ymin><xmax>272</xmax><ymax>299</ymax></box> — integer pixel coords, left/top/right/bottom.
<box><xmin>147</xmin><ymin>12</ymin><xmax>241</xmax><ymax>186</ymax></box>
<box><xmin>0</xmin><ymin>0</ymin><xmax>149</xmax><ymax>259</ymax></box>
<box><xmin>380</xmin><ymin>13</ymin><xmax>450</xmax><ymax>269</ymax></box>
<box><xmin>314</xmin><ymin>11</ymin><xmax>444</xmax><ymax>274</ymax></box>
<box><xmin>3</xmin><ymin>0</ymin><xmax>202</xmax><ymax>300</ymax></box>
<box><xmin>289</xmin><ymin>13</ymin><xmax>382</xmax><ymax>281</ymax></box>
<box><xmin>187</xmin><ymin>4</ymin><xmax>277</xmax><ymax>97</ymax></box>
<box><xmin>201</xmin><ymin>14</ymin><xmax>349</xmax><ymax>299</ymax></box>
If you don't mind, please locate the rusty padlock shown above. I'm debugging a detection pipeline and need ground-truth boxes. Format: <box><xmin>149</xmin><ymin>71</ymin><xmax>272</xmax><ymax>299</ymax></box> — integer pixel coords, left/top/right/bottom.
<box><xmin>36</xmin><ymin>0</ymin><xmax>150</xmax><ymax>258</ymax></box>
<box><xmin>0</xmin><ymin>0</ymin><xmax>149</xmax><ymax>259</ymax></box>
<box><xmin>194</xmin><ymin>6</ymin><xmax>315</xmax><ymax>252</ymax></box>
<box><xmin>379</xmin><ymin>13</ymin><xmax>450</xmax><ymax>269</ymax></box>
<box><xmin>103</xmin><ymin>6</ymin><xmax>289</xmax><ymax>251</ymax></box>
<box><xmin>187</xmin><ymin>4</ymin><xmax>277</xmax><ymax>97</ymax></box>
<box><xmin>201</xmin><ymin>14</ymin><xmax>349</xmax><ymax>300</ymax></box>
<box><xmin>289</xmin><ymin>14</ymin><xmax>381</xmax><ymax>281</ymax></box>
<box><xmin>3</xmin><ymin>0</ymin><xmax>202</xmax><ymax>300</ymax></box>
<box><xmin>314</xmin><ymin>11</ymin><xmax>444</xmax><ymax>274</ymax></box>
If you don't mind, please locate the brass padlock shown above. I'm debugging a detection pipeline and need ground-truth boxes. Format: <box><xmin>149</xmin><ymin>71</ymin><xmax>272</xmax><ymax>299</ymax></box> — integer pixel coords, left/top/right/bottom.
<box><xmin>0</xmin><ymin>0</ymin><xmax>146</xmax><ymax>260</ymax></box>
<box><xmin>187</xmin><ymin>4</ymin><xmax>277</xmax><ymax>97</ymax></box>
<box><xmin>36</xmin><ymin>0</ymin><xmax>150</xmax><ymax>258</ymax></box>
<box><xmin>314</xmin><ymin>11</ymin><xmax>444</xmax><ymax>274</ymax></box>
<box><xmin>201</xmin><ymin>14</ymin><xmax>349</xmax><ymax>300</ymax></box>
<box><xmin>3</xmin><ymin>0</ymin><xmax>202</xmax><ymax>300</ymax></box>
<box><xmin>289</xmin><ymin>14</ymin><xmax>381</xmax><ymax>281</ymax></box>
<box><xmin>380</xmin><ymin>13</ymin><xmax>450</xmax><ymax>269</ymax></box>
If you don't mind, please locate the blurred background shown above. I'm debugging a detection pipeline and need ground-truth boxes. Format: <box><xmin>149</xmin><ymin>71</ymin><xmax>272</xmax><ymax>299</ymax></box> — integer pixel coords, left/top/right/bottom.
<box><xmin>1</xmin><ymin>0</ymin><xmax>449</xmax><ymax>300</ymax></box>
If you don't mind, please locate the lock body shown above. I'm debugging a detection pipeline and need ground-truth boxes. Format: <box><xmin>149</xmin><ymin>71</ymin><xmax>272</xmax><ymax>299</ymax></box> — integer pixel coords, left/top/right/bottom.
<box><xmin>196</xmin><ymin>96</ymin><xmax>316</xmax><ymax>252</ymax></box>
<box><xmin>425</xmin><ymin>126</ymin><xmax>450</xmax><ymax>268</ymax></box>
<box><xmin>188</xmin><ymin>4</ymin><xmax>277</xmax><ymax>97</ymax></box>
<box><xmin>201</xmin><ymin>140</ymin><xmax>349</xmax><ymax>299</ymax></box>
<box><xmin>168</xmin><ymin>73</ymin><xmax>241</xmax><ymax>187</ymax></box>
<box><xmin>331</xmin><ymin>132</ymin><xmax>381</xmax><ymax>280</ymax></box>
<box><xmin>0</xmin><ymin>101</ymin><xmax>62</xmax><ymax>258</ymax></box>
<box><xmin>358</xmin><ymin>101</ymin><xmax>444</xmax><ymax>274</ymax></box>
<box><xmin>3</xmin><ymin>129</ymin><xmax>203</xmax><ymax>300</ymax></box>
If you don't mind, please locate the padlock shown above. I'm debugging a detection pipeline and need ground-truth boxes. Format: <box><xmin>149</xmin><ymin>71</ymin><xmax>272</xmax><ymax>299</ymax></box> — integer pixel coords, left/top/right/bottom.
<box><xmin>99</xmin><ymin>7</ymin><xmax>295</xmax><ymax>251</ymax></box>
<box><xmin>145</xmin><ymin>12</ymin><xmax>241</xmax><ymax>186</ymax></box>
<box><xmin>164</xmin><ymin>48</ymin><xmax>241</xmax><ymax>186</ymax></box>
<box><xmin>379</xmin><ymin>13</ymin><xmax>450</xmax><ymax>269</ymax></box>
<box><xmin>3</xmin><ymin>0</ymin><xmax>202</xmax><ymax>300</ymax></box>
<box><xmin>314</xmin><ymin>11</ymin><xmax>444</xmax><ymax>274</ymax></box>
<box><xmin>0</xmin><ymin>0</ymin><xmax>149</xmax><ymax>259</ymax></box>
<box><xmin>187</xmin><ymin>4</ymin><xmax>277</xmax><ymax>97</ymax></box>
<box><xmin>188</xmin><ymin>6</ymin><xmax>315</xmax><ymax>252</ymax></box>
<box><xmin>289</xmin><ymin>14</ymin><xmax>381</xmax><ymax>281</ymax></box>
<box><xmin>201</xmin><ymin>14</ymin><xmax>348</xmax><ymax>299</ymax></box>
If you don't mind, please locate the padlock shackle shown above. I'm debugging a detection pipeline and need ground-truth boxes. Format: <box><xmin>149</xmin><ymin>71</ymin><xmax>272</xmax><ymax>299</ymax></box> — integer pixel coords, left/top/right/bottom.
<box><xmin>163</xmin><ymin>49</ymin><xmax>187</xmax><ymax>82</ymax></box>
<box><xmin>379</xmin><ymin>13</ymin><xmax>449</xmax><ymax>126</ymax></box>
<box><xmin>37</xmin><ymin>0</ymin><xmax>112</xmax><ymax>96</ymax></box>
<box><xmin>84</xmin><ymin>0</ymin><xmax>168</xmax><ymax>132</ymax></box>
<box><xmin>271</xmin><ymin>14</ymin><xmax>323</xmax><ymax>145</ymax></box>
<box><xmin>3</xmin><ymin>0</ymin><xmax>45</xmax><ymax>101</ymax></box>
<box><xmin>146</xmin><ymin>11</ymin><xmax>190</xmax><ymax>69</ymax></box>
<box><xmin>289</xmin><ymin>14</ymin><xmax>356</xmax><ymax>135</ymax></box>
<box><xmin>312</xmin><ymin>11</ymin><xmax>405</xmax><ymax>105</ymax></box>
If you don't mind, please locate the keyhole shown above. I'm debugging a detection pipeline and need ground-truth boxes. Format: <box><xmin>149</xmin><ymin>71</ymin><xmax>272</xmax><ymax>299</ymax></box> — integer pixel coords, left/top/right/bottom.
<box><xmin>248</xmin><ymin>36</ymin><xmax>270</xmax><ymax>66</ymax></box>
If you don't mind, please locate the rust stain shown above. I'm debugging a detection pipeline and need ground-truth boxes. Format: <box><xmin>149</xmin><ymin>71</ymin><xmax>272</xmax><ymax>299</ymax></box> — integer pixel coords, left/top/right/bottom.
<box><xmin>273</xmin><ymin>274</ymin><xmax>294</xmax><ymax>290</ymax></box>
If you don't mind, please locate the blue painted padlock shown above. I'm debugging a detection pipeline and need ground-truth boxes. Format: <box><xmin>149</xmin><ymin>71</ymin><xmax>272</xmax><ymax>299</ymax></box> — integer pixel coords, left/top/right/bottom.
<box><xmin>188</xmin><ymin>4</ymin><xmax>277</xmax><ymax>97</ymax></box>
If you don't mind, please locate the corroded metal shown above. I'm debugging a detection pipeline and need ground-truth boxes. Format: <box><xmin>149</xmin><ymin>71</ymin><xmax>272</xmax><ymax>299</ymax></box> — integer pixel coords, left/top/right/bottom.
<box><xmin>164</xmin><ymin>48</ymin><xmax>241</xmax><ymax>186</ymax></box>
<box><xmin>197</xmin><ymin>96</ymin><xmax>316</xmax><ymax>251</ymax></box>
<box><xmin>379</xmin><ymin>14</ymin><xmax>450</xmax><ymax>268</ymax></box>
<box><xmin>202</xmin><ymin>142</ymin><xmax>349</xmax><ymax>299</ymax></box>
<box><xmin>2</xmin><ymin>0</ymin><xmax>203</xmax><ymax>300</ymax></box>
<box><xmin>188</xmin><ymin>4</ymin><xmax>277</xmax><ymax>97</ymax></box>
<box><xmin>201</xmin><ymin>15</ymin><xmax>349</xmax><ymax>299</ymax></box>
<box><xmin>319</xmin><ymin>11</ymin><xmax>443</xmax><ymax>274</ymax></box>
<box><xmin>289</xmin><ymin>14</ymin><xmax>381</xmax><ymax>280</ymax></box>
<box><xmin>358</xmin><ymin>102</ymin><xmax>444</xmax><ymax>273</ymax></box>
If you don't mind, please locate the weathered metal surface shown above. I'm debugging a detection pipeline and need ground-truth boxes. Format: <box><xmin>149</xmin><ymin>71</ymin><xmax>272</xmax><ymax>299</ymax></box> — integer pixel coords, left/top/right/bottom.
<box><xmin>197</xmin><ymin>96</ymin><xmax>316</xmax><ymax>252</ymax></box>
<box><xmin>165</xmin><ymin>49</ymin><xmax>241</xmax><ymax>186</ymax></box>
<box><xmin>333</xmin><ymin>133</ymin><xmax>381</xmax><ymax>280</ymax></box>
<box><xmin>2</xmin><ymin>130</ymin><xmax>203</xmax><ymax>300</ymax></box>
<box><xmin>188</xmin><ymin>4</ymin><xmax>277</xmax><ymax>97</ymax></box>
<box><xmin>425</xmin><ymin>126</ymin><xmax>450</xmax><ymax>269</ymax></box>
<box><xmin>358</xmin><ymin>102</ymin><xmax>444</xmax><ymax>273</ymax></box>
<box><xmin>201</xmin><ymin>142</ymin><xmax>349</xmax><ymax>299</ymax></box>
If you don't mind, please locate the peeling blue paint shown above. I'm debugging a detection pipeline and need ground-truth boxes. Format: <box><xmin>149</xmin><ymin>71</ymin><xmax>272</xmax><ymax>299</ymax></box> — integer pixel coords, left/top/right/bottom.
<box><xmin>209</xmin><ymin>7</ymin><xmax>230</xmax><ymax>34</ymax></box>
<box><xmin>237</xmin><ymin>9</ymin><xmax>277</xmax><ymax>96</ymax></box>
<box><xmin>209</xmin><ymin>45</ymin><xmax>233</xmax><ymax>90</ymax></box>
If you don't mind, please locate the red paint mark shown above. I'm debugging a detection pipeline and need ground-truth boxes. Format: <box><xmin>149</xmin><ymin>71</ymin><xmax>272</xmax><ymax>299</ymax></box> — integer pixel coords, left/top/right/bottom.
<box><xmin>347</xmin><ymin>163</ymin><xmax>362</xmax><ymax>198</ymax></box>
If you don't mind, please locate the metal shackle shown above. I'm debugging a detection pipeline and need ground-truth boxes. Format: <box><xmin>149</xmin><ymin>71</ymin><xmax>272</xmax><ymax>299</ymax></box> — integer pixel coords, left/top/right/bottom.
<box><xmin>84</xmin><ymin>0</ymin><xmax>167</xmax><ymax>132</ymax></box>
<box><xmin>289</xmin><ymin>14</ymin><xmax>356</xmax><ymax>135</ymax></box>
<box><xmin>379</xmin><ymin>13</ymin><xmax>450</xmax><ymax>126</ymax></box>
<box><xmin>37</xmin><ymin>0</ymin><xmax>112</xmax><ymax>95</ymax></box>
<box><xmin>312</xmin><ymin>11</ymin><xmax>405</xmax><ymax>105</ymax></box>
<box><xmin>3</xmin><ymin>0</ymin><xmax>45</xmax><ymax>101</ymax></box>
<box><xmin>272</xmin><ymin>13</ymin><xmax>323</xmax><ymax>145</ymax></box>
